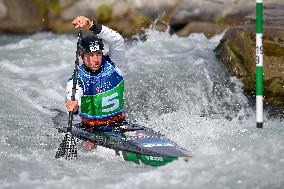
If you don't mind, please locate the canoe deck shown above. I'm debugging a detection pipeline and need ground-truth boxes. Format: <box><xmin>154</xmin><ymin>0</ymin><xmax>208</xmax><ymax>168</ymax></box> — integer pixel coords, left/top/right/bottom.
<box><xmin>58</xmin><ymin>122</ymin><xmax>191</xmax><ymax>166</ymax></box>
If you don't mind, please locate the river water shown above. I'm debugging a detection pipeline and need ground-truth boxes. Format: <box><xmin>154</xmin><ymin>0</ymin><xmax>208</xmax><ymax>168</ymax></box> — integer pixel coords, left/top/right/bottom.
<box><xmin>0</xmin><ymin>29</ymin><xmax>283</xmax><ymax>189</ymax></box>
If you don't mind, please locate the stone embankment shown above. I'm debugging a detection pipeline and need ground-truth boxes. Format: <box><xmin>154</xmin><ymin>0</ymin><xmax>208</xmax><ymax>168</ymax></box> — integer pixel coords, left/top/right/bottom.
<box><xmin>0</xmin><ymin>0</ymin><xmax>281</xmax><ymax>37</ymax></box>
<box><xmin>0</xmin><ymin>0</ymin><xmax>283</xmax><ymax>110</ymax></box>
<box><xmin>216</xmin><ymin>4</ymin><xmax>284</xmax><ymax>109</ymax></box>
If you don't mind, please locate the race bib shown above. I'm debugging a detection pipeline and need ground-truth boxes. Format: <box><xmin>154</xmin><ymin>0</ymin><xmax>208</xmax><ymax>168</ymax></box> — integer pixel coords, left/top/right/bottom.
<box><xmin>80</xmin><ymin>81</ymin><xmax>124</xmax><ymax>118</ymax></box>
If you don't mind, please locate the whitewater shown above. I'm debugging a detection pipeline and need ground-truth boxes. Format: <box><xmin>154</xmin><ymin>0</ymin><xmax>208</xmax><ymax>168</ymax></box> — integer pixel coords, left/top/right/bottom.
<box><xmin>0</xmin><ymin>29</ymin><xmax>283</xmax><ymax>189</ymax></box>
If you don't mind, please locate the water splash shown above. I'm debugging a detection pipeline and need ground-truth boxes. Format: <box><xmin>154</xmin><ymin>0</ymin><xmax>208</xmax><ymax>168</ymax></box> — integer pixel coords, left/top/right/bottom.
<box><xmin>0</xmin><ymin>29</ymin><xmax>283</xmax><ymax>189</ymax></box>
<box><xmin>125</xmin><ymin>29</ymin><xmax>250</xmax><ymax>122</ymax></box>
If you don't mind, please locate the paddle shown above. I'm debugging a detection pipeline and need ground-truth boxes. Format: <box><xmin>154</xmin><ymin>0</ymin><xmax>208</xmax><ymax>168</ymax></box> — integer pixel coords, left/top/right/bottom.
<box><xmin>55</xmin><ymin>28</ymin><xmax>83</xmax><ymax>160</ymax></box>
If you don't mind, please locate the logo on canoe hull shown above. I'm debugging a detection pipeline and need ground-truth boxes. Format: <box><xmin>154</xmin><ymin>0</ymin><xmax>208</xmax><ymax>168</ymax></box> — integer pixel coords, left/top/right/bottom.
<box><xmin>125</xmin><ymin>131</ymin><xmax>150</xmax><ymax>141</ymax></box>
<box><xmin>142</xmin><ymin>142</ymin><xmax>174</xmax><ymax>148</ymax></box>
<box><xmin>145</xmin><ymin>155</ymin><xmax>164</xmax><ymax>162</ymax></box>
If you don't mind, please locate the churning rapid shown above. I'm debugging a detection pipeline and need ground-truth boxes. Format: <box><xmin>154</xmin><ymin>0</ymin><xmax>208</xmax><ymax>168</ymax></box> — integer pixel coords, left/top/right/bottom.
<box><xmin>0</xmin><ymin>29</ymin><xmax>283</xmax><ymax>189</ymax></box>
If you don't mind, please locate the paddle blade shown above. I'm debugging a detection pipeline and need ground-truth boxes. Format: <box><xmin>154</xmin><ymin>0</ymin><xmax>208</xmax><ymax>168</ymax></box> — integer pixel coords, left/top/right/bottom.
<box><xmin>55</xmin><ymin>132</ymin><xmax>77</xmax><ymax>160</ymax></box>
<box><xmin>55</xmin><ymin>139</ymin><xmax>66</xmax><ymax>159</ymax></box>
<box><xmin>65</xmin><ymin>132</ymin><xmax>77</xmax><ymax>160</ymax></box>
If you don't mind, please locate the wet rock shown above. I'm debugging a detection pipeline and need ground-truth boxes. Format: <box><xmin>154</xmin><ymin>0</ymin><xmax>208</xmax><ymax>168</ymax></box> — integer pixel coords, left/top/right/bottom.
<box><xmin>0</xmin><ymin>0</ymin><xmax>7</xmax><ymax>19</ymax></box>
<box><xmin>49</xmin><ymin>0</ymin><xmax>151</xmax><ymax>36</ymax></box>
<box><xmin>0</xmin><ymin>0</ymin><xmax>42</xmax><ymax>32</ymax></box>
<box><xmin>169</xmin><ymin>0</ymin><xmax>252</xmax><ymax>37</ymax></box>
<box><xmin>129</xmin><ymin>0</ymin><xmax>180</xmax><ymax>18</ymax></box>
<box><xmin>107</xmin><ymin>10</ymin><xmax>151</xmax><ymax>37</ymax></box>
<box><xmin>112</xmin><ymin>1</ymin><xmax>129</xmax><ymax>17</ymax></box>
<box><xmin>169</xmin><ymin>0</ymin><xmax>283</xmax><ymax>36</ymax></box>
<box><xmin>0</xmin><ymin>0</ymin><xmax>283</xmax><ymax>38</ymax></box>
<box><xmin>215</xmin><ymin>4</ymin><xmax>284</xmax><ymax>109</ymax></box>
<box><xmin>170</xmin><ymin>0</ymin><xmax>225</xmax><ymax>25</ymax></box>
<box><xmin>60</xmin><ymin>1</ymin><xmax>96</xmax><ymax>21</ymax></box>
<box><xmin>177</xmin><ymin>21</ymin><xmax>226</xmax><ymax>38</ymax></box>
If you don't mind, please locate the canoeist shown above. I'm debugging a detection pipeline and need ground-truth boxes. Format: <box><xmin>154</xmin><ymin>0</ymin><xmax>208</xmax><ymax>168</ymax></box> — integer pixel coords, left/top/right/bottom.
<box><xmin>66</xmin><ymin>16</ymin><xmax>126</xmax><ymax>150</ymax></box>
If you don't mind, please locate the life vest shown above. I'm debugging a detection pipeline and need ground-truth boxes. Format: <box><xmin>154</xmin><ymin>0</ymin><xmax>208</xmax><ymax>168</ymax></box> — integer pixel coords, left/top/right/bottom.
<box><xmin>77</xmin><ymin>56</ymin><xmax>125</xmax><ymax>126</ymax></box>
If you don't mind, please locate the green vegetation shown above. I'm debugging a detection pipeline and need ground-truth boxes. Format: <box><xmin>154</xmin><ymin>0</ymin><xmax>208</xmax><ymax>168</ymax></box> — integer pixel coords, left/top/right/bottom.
<box><xmin>228</xmin><ymin>43</ymin><xmax>245</xmax><ymax>66</ymax></box>
<box><xmin>32</xmin><ymin>0</ymin><xmax>75</xmax><ymax>23</ymax></box>
<box><xmin>96</xmin><ymin>4</ymin><xmax>113</xmax><ymax>23</ymax></box>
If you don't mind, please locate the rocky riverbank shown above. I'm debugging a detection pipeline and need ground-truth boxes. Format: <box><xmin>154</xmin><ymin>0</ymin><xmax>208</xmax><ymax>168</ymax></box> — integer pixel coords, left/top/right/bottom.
<box><xmin>0</xmin><ymin>0</ymin><xmax>281</xmax><ymax>37</ymax></box>
<box><xmin>215</xmin><ymin>4</ymin><xmax>284</xmax><ymax>110</ymax></box>
<box><xmin>0</xmin><ymin>0</ymin><xmax>283</xmax><ymax>110</ymax></box>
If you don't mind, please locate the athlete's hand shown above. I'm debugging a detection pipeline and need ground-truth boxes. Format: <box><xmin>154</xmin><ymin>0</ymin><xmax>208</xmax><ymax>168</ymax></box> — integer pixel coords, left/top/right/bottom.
<box><xmin>66</xmin><ymin>99</ymin><xmax>79</xmax><ymax>112</ymax></box>
<box><xmin>72</xmin><ymin>16</ymin><xmax>93</xmax><ymax>30</ymax></box>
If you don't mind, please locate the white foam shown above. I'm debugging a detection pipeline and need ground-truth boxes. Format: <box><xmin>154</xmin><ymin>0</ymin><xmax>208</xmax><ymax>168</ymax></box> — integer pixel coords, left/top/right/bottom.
<box><xmin>0</xmin><ymin>30</ymin><xmax>283</xmax><ymax>189</ymax></box>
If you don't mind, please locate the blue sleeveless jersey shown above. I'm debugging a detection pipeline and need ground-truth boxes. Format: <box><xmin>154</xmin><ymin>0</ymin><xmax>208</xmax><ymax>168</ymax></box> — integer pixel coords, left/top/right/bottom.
<box><xmin>75</xmin><ymin>56</ymin><xmax>125</xmax><ymax>120</ymax></box>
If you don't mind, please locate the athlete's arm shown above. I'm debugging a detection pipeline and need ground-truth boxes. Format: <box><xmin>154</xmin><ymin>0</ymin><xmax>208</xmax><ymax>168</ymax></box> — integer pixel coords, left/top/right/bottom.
<box><xmin>95</xmin><ymin>25</ymin><xmax>125</xmax><ymax>66</ymax></box>
<box><xmin>72</xmin><ymin>16</ymin><xmax>125</xmax><ymax>65</ymax></box>
<box><xmin>66</xmin><ymin>79</ymin><xmax>83</xmax><ymax>113</ymax></box>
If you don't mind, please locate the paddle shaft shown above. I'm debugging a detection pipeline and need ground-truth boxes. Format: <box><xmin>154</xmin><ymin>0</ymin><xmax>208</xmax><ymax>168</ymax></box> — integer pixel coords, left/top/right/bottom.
<box><xmin>67</xmin><ymin>29</ymin><xmax>82</xmax><ymax>132</ymax></box>
<box><xmin>55</xmin><ymin>29</ymin><xmax>82</xmax><ymax>159</ymax></box>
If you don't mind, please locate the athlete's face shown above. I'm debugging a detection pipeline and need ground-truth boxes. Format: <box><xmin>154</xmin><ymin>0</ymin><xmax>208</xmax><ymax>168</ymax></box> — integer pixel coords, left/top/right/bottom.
<box><xmin>82</xmin><ymin>51</ymin><xmax>103</xmax><ymax>71</ymax></box>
